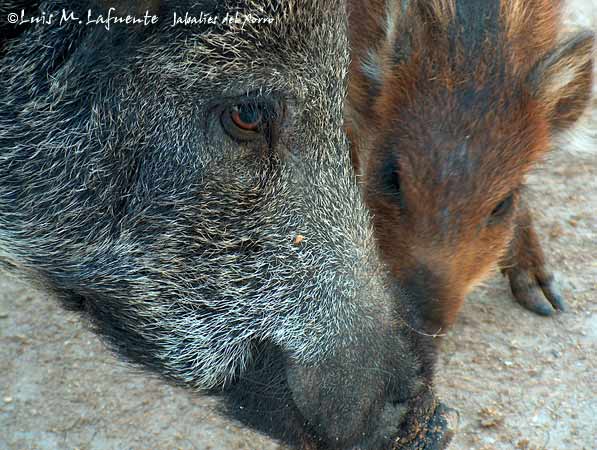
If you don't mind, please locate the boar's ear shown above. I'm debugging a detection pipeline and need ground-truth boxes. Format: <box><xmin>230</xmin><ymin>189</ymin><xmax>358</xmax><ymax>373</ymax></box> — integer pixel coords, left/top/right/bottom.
<box><xmin>528</xmin><ymin>30</ymin><xmax>594</xmax><ymax>133</ymax></box>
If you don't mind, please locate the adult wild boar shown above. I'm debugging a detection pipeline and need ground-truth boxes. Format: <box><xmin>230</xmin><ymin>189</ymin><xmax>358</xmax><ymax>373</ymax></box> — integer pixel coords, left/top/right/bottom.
<box><xmin>0</xmin><ymin>1</ymin><xmax>452</xmax><ymax>449</ymax></box>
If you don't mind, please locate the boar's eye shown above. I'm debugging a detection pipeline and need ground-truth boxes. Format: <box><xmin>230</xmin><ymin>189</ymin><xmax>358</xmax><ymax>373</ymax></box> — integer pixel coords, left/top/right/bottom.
<box><xmin>231</xmin><ymin>104</ymin><xmax>262</xmax><ymax>130</ymax></box>
<box><xmin>221</xmin><ymin>98</ymin><xmax>279</xmax><ymax>143</ymax></box>
<box><xmin>489</xmin><ymin>193</ymin><xmax>514</xmax><ymax>222</ymax></box>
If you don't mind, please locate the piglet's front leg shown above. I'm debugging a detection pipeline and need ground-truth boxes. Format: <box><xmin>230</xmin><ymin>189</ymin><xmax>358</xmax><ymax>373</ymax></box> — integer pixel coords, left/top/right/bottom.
<box><xmin>500</xmin><ymin>203</ymin><xmax>567</xmax><ymax>316</ymax></box>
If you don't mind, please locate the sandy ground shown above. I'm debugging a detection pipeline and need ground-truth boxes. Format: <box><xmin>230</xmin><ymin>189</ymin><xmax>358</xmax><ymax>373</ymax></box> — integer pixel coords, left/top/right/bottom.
<box><xmin>1</xmin><ymin>1</ymin><xmax>596</xmax><ymax>449</ymax></box>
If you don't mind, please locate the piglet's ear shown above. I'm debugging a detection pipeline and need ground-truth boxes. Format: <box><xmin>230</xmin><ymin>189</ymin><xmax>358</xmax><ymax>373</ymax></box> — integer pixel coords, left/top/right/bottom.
<box><xmin>527</xmin><ymin>30</ymin><xmax>594</xmax><ymax>133</ymax></box>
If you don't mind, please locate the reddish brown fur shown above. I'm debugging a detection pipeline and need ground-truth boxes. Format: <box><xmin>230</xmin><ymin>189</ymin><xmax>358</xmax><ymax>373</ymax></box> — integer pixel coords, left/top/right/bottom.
<box><xmin>347</xmin><ymin>0</ymin><xmax>594</xmax><ymax>330</ymax></box>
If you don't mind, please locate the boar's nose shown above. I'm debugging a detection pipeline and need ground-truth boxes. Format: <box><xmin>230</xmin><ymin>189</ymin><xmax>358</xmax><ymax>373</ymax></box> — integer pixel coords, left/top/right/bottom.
<box><xmin>285</xmin><ymin>335</ymin><xmax>424</xmax><ymax>449</ymax></box>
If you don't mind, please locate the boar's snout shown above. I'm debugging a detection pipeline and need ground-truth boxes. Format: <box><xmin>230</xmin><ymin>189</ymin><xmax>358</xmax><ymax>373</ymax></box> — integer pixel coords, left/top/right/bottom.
<box><xmin>285</xmin><ymin>324</ymin><xmax>435</xmax><ymax>449</ymax></box>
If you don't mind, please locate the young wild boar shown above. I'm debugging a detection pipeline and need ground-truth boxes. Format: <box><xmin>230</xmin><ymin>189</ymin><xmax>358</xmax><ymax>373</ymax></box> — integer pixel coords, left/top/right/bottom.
<box><xmin>0</xmin><ymin>1</ymin><xmax>453</xmax><ymax>449</ymax></box>
<box><xmin>347</xmin><ymin>0</ymin><xmax>594</xmax><ymax>331</ymax></box>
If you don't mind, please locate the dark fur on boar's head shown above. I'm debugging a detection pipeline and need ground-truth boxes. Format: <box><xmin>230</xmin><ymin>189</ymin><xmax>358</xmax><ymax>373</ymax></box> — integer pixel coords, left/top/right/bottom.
<box><xmin>347</xmin><ymin>0</ymin><xmax>594</xmax><ymax>331</ymax></box>
<box><xmin>0</xmin><ymin>1</ymin><xmax>452</xmax><ymax>449</ymax></box>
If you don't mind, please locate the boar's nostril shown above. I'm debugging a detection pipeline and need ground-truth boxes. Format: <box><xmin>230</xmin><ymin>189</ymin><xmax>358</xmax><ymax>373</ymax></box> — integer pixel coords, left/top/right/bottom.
<box><xmin>374</xmin><ymin>401</ymin><xmax>409</xmax><ymax>440</ymax></box>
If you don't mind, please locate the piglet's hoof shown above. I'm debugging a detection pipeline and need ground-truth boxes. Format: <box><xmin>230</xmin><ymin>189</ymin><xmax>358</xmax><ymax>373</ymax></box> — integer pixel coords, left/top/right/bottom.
<box><xmin>392</xmin><ymin>392</ymin><xmax>457</xmax><ymax>450</ymax></box>
<box><xmin>507</xmin><ymin>269</ymin><xmax>567</xmax><ymax>316</ymax></box>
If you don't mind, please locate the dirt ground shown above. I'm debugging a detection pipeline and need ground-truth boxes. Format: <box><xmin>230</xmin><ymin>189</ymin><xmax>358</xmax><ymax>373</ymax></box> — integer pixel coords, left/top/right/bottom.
<box><xmin>1</xmin><ymin>1</ymin><xmax>596</xmax><ymax>449</ymax></box>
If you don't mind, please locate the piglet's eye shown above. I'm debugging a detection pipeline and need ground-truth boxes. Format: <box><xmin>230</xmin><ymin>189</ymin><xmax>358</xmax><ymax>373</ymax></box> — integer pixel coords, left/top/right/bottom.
<box><xmin>381</xmin><ymin>156</ymin><xmax>401</xmax><ymax>196</ymax></box>
<box><xmin>490</xmin><ymin>194</ymin><xmax>514</xmax><ymax>220</ymax></box>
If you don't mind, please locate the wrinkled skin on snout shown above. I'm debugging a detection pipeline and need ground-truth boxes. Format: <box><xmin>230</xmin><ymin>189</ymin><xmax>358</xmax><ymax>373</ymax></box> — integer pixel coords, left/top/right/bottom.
<box><xmin>0</xmin><ymin>1</ymin><xmax>449</xmax><ymax>448</ymax></box>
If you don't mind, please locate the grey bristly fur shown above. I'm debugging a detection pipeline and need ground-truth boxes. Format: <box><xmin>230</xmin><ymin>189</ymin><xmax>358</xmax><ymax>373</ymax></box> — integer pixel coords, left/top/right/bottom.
<box><xmin>0</xmin><ymin>1</ymin><xmax>436</xmax><ymax>448</ymax></box>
